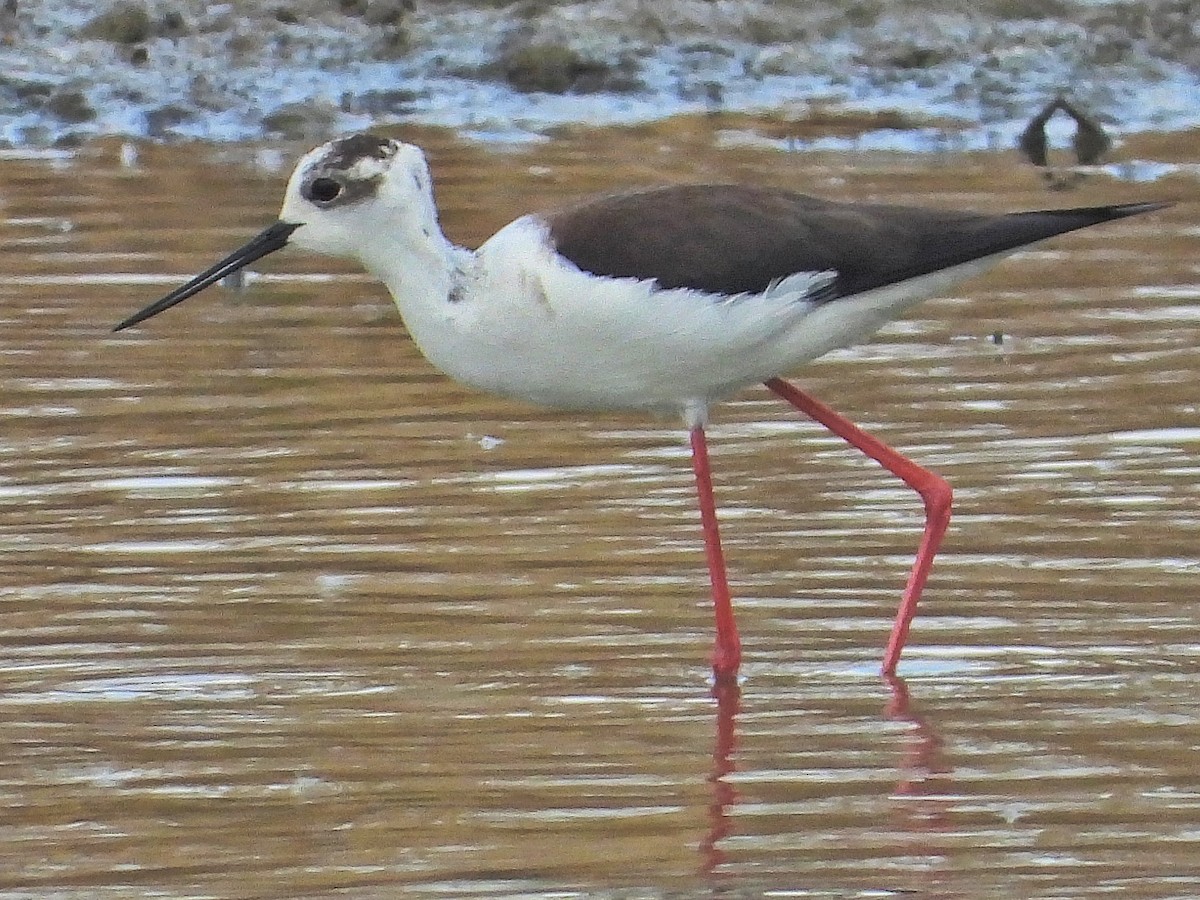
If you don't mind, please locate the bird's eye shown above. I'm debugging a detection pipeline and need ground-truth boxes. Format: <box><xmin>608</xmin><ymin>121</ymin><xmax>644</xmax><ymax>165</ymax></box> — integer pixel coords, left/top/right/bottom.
<box><xmin>306</xmin><ymin>177</ymin><xmax>343</xmax><ymax>204</ymax></box>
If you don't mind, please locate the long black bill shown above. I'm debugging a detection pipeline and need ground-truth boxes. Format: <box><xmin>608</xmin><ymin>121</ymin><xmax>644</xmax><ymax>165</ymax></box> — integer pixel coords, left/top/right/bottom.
<box><xmin>113</xmin><ymin>220</ymin><xmax>301</xmax><ymax>331</ymax></box>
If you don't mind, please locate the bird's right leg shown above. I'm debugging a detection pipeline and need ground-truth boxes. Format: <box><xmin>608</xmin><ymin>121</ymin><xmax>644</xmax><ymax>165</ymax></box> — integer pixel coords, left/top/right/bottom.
<box><xmin>689</xmin><ymin>424</ymin><xmax>741</xmax><ymax>682</ymax></box>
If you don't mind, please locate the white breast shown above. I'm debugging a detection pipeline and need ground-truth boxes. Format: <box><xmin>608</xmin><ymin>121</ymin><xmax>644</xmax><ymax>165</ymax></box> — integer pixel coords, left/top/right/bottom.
<box><xmin>420</xmin><ymin>217</ymin><xmax>835</xmax><ymax>411</ymax></box>
<box><xmin>386</xmin><ymin>217</ymin><xmax>1011</xmax><ymax>416</ymax></box>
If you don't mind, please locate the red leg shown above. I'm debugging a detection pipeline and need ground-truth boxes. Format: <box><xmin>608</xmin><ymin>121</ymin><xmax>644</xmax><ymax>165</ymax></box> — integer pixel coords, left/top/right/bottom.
<box><xmin>689</xmin><ymin>425</ymin><xmax>741</xmax><ymax>681</ymax></box>
<box><xmin>764</xmin><ymin>377</ymin><xmax>952</xmax><ymax>675</ymax></box>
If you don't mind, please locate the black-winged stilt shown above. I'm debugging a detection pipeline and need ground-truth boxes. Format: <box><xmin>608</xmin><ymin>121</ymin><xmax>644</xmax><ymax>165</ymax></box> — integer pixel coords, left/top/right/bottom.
<box><xmin>114</xmin><ymin>133</ymin><xmax>1169</xmax><ymax>680</ymax></box>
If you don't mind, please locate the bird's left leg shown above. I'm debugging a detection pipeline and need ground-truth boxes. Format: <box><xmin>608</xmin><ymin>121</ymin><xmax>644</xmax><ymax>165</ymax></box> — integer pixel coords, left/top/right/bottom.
<box><xmin>764</xmin><ymin>377</ymin><xmax>952</xmax><ymax>674</ymax></box>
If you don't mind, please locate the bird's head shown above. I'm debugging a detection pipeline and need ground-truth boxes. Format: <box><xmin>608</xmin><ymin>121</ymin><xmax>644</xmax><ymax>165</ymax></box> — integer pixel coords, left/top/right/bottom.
<box><xmin>113</xmin><ymin>133</ymin><xmax>436</xmax><ymax>331</ymax></box>
<box><xmin>281</xmin><ymin>133</ymin><xmax>438</xmax><ymax>258</ymax></box>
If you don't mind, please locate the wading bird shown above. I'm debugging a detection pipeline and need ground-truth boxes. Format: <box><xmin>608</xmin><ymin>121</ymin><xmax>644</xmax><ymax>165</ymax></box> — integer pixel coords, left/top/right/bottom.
<box><xmin>115</xmin><ymin>133</ymin><xmax>1168</xmax><ymax>680</ymax></box>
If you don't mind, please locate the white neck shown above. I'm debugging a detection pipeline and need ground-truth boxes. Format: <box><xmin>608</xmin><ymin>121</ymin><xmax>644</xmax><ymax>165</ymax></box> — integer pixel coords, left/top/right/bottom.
<box><xmin>352</xmin><ymin>208</ymin><xmax>479</xmax><ymax>376</ymax></box>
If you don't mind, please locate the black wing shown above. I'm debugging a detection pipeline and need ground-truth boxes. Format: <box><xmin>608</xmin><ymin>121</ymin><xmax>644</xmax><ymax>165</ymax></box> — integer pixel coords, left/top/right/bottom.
<box><xmin>544</xmin><ymin>184</ymin><xmax>1166</xmax><ymax>301</ymax></box>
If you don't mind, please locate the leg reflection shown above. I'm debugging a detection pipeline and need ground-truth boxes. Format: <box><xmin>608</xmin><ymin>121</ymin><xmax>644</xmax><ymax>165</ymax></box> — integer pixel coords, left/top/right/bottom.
<box><xmin>884</xmin><ymin>672</ymin><xmax>952</xmax><ymax>888</ymax></box>
<box><xmin>697</xmin><ymin>676</ymin><xmax>951</xmax><ymax>882</ymax></box>
<box><xmin>700</xmin><ymin>676</ymin><xmax>740</xmax><ymax>876</ymax></box>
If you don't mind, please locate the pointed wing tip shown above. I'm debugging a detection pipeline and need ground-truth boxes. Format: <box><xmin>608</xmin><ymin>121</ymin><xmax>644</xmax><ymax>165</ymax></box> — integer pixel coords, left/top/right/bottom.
<box><xmin>1115</xmin><ymin>199</ymin><xmax>1173</xmax><ymax>218</ymax></box>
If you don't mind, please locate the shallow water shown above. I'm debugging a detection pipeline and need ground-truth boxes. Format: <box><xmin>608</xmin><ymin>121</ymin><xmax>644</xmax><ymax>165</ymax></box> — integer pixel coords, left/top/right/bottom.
<box><xmin>1</xmin><ymin>125</ymin><xmax>1199</xmax><ymax>898</ymax></box>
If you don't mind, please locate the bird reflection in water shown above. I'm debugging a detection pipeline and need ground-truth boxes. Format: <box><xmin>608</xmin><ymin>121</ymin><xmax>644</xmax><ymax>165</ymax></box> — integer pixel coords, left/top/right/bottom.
<box><xmin>699</xmin><ymin>676</ymin><xmax>950</xmax><ymax>884</ymax></box>
<box><xmin>700</xmin><ymin>678</ymin><xmax>741</xmax><ymax>876</ymax></box>
<box><xmin>884</xmin><ymin>675</ymin><xmax>952</xmax><ymax>847</ymax></box>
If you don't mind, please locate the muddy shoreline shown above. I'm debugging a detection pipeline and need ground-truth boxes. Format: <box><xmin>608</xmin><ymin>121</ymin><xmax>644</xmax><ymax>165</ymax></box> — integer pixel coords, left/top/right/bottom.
<box><xmin>3</xmin><ymin>0</ymin><xmax>1199</xmax><ymax>149</ymax></box>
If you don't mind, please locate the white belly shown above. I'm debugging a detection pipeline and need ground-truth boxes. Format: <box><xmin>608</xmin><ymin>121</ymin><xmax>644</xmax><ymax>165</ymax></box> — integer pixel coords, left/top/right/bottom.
<box><xmin>388</xmin><ymin>217</ymin><xmax>1007</xmax><ymax>414</ymax></box>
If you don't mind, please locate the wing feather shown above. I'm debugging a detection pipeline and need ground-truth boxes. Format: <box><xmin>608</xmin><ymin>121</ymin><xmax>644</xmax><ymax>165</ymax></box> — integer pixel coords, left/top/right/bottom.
<box><xmin>543</xmin><ymin>185</ymin><xmax>1163</xmax><ymax>301</ymax></box>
